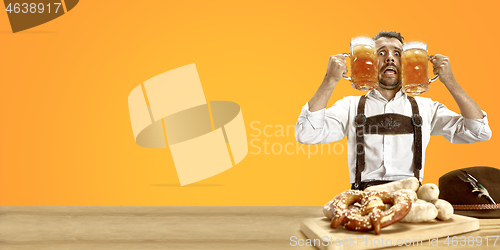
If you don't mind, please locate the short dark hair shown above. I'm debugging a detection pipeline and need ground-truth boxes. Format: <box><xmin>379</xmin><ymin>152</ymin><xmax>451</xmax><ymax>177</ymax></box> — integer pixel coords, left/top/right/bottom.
<box><xmin>374</xmin><ymin>31</ymin><xmax>404</xmax><ymax>44</ymax></box>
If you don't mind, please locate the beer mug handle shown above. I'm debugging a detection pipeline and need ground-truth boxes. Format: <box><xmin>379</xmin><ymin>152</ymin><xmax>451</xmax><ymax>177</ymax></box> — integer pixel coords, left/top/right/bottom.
<box><xmin>342</xmin><ymin>53</ymin><xmax>351</xmax><ymax>81</ymax></box>
<box><xmin>429</xmin><ymin>74</ymin><xmax>439</xmax><ymax>83</ymax></box>
<box><xmin>428</xmin><ymin>55</ymin><xmax>439</xmax><ymax>83</ymax></box>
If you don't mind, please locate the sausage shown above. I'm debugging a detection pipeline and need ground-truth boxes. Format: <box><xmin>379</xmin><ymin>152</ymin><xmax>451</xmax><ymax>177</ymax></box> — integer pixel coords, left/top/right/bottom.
<box><xmin>432</xmin><ymin>199</ymin><xmax>454</xmax><ymax>221</ymax></box>
<box><xmin>364</xmin><ymin>177</ymin><xmax>420</xmax><ymax>192</ymax></box>
<box><xmin>400</xmin><ymin>199</ymin><xmax>438</xmax><ymax>223</ymax></box>
<box><xmin>323</xmin><ymin>200</ymin><xmax>334</xmax><ymax>219</ymax></box>
<box><xmin>395</xmin><ymin>189</ymin><xmax>418</xmax><ymax>202</ymax></box>
<box><xmin>417</xmin><ymin>183</ymin><xmax>439</xmax><ymax>202</ymax></box>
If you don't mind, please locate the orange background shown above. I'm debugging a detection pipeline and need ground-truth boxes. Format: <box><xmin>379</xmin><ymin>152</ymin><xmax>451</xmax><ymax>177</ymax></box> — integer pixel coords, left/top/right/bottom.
<box><xmin>0</xmin><ymin>0</ymin><xmax>498</xmax><ymax>206</ymax></box>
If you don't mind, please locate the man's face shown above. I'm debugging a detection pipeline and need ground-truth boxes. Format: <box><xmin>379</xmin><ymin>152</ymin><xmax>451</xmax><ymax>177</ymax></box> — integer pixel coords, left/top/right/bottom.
<box><xmin>375</xmin><ymin>37</ymin><xmax>403</xmax><ymax>90</ymax></box>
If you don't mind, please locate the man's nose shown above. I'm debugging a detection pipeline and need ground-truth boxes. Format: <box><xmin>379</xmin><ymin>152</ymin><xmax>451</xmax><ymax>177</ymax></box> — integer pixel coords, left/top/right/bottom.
<box><xmin>386</xmin><ymin>54</ymin><xmax>395</xmax><ymax>62</ymax></box>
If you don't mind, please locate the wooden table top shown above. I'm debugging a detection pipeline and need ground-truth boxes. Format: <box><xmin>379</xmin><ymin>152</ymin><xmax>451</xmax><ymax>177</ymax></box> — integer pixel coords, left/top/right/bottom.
<box><xmin>0</xmin><ymin>206</ymin><xmax>498</xmax><ymax>249</ymax></box>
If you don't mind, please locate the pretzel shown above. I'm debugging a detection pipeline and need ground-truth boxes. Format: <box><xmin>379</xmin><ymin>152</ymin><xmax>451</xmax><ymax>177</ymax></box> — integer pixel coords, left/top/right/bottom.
<box><xmin>330</xmin><ymin>190</ymin><xmax>412</xmax><ymax>234</ymax></box>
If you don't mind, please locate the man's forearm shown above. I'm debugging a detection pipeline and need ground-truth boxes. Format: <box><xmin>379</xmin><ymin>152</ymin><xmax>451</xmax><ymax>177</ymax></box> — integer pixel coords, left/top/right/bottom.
<box><xmin>308</xmin><ymin>77</ymin><xmax>337</xmax><ymax>112</ymax></box>
<box><xmin>308</xmin><ymin>55</ymin><xmax>347</xmax><ymax>112</ymax></box>
<box><xmin>443</xmin><ymin>78</ymin><xmax>483</xmax><ymax>119</ymax></box>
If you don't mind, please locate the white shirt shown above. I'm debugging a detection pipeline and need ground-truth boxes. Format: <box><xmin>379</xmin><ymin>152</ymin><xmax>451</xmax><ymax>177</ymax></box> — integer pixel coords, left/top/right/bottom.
<box><xmin>295</xmin><ymin>89</ymin><xmax>492</xmax><ymax>183</ymax></box>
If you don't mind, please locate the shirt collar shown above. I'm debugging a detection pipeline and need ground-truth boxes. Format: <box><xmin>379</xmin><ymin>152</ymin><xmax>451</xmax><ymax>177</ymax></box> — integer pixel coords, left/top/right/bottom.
<box><xmin>367</xmin><ymin>88</ymin><xmax>406</xmax><ymax>101</ymax></box>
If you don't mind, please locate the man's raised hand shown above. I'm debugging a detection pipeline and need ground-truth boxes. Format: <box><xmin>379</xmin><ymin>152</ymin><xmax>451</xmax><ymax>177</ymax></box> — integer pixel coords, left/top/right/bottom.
<box><xmin>325</xmin><ymin>54</ymin><xmax>348</xmax><ymax>85</ymax></box>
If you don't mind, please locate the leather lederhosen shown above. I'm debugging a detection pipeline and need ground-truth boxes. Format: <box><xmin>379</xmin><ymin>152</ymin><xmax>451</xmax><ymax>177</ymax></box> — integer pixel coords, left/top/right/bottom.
<box><xmin>352</xmin><ymin>95</ymin><xmax>423</xmax><ymax>190</ymax></box>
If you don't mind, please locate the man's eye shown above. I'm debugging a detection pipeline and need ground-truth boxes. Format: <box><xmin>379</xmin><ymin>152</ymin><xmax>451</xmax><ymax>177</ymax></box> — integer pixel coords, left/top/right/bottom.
<box><xmin>395</xmin><ymin>52</ymin><xmax>400</xmax><ymax>56</ymax></box>
<box><xmin>378</xmin><ymin>51</ymin><xmax>385</xmax><ymax>56</ymax></box>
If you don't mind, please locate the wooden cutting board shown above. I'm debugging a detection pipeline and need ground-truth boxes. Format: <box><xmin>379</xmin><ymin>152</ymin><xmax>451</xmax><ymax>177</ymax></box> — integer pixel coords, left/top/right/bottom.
<box><xmin>300</xmin><ymin>215</ymin><xmax>479</xmax><ymax>250</ymax></box>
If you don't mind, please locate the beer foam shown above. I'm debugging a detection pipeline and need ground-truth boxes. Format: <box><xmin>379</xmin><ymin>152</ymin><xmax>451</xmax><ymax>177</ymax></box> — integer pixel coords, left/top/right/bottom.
<box><xmin>403</xmin><ymin>41</ymin><xmax>428</xmax><ymax>51</ymax></box>
<box><xmin>350</xmin><ymin>36</ymin><xmax>375</xmax><ymax>47</ymax></box>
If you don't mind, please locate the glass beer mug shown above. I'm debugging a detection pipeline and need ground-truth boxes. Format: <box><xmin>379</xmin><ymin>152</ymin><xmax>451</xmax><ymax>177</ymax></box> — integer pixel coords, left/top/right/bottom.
<box><xmin>401</xmin><ymin>41</ymin><xmax>439</xmax><ymax>95</ymax></box>
<box><xmin>342</xmin><ymin>36</ymin><xmax>378</xmax><ymax>91</ymax></box>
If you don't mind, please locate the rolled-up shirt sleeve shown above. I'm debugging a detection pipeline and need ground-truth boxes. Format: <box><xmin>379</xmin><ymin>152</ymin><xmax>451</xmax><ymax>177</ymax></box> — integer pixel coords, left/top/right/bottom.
<box><xmin>295</xmin><ymin>98</ymin><xmax>350</xmax><ymax>144</ymax></box>
<box><xmin>430</xmin><ymin>102</ymin><xmax>492</xmax><ymax>143</ymax></box>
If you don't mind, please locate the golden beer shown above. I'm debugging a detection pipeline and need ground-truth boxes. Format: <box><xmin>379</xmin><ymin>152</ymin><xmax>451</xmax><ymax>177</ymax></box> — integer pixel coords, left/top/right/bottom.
<box><xmin>402</xmin><ymin>42</ymin><xmax>438</xmax><ymax>95</ymax></box>
<box><xmin>350</xmin><ymin>45</ymin><xmax>378</xmax><ymax>90</ymax></box>
<box><xmin>343</xmin><ymin>37</ymin><xmax>378</xmax><ymax>91</ymax></box>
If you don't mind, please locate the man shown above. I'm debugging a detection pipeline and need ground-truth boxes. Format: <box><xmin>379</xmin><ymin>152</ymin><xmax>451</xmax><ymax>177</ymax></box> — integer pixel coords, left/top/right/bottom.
<box><xmin>295</xmin><ymin>31</ymin><xmax>492</xmax><ymax>190</ymax></box>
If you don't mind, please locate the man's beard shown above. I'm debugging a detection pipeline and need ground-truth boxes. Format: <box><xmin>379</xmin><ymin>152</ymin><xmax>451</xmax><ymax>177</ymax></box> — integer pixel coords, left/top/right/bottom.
<box><xmin>378</xmin><ymin>78</ymin><xmax>402</xmax><ymax>90</ymax></box>
<box><xmin>378</xmin><ymin>62</ymin><xmax>401</xmax><ymax>90</ymax></box>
